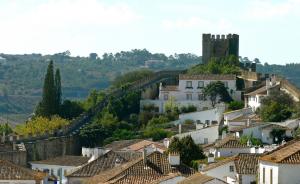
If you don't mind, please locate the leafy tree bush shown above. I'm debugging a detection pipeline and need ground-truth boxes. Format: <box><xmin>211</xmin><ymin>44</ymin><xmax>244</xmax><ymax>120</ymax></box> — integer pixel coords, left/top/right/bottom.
<box><xmin>203</xmin><ymin>81</ymin><xmax>232</xmax><ymax>107</ymax></box>
<box><xmin>0</xmin><ymin>123</ymin><xmax>13</xmax><ymax>135</ymax></box>
<box><xmin>15</xmin><ymin>116</ymin><xmax>70</xmax><ymax>136</ymax></box>
<box><xmin>240</xmin><ymin>135</ymin><xmax>262</xmax><ymax>146</ymax></box>
<box><xmin>168</xmin><ymin>136</ymin><xmax>206</xmax><ymax>166</ymax></box>
<box><xmin>188</xmin><ymin>55</ymin><xmax>240</xmax><ymax>75</ymax></box>
<box><xmin>180</xmin><ymin>105</ymin><xmax>197</xmax><ymax>113</ymax></box>
<box><xmin>270</xmin><ymin>128</ymin><xmax>286</xmax><ymax>144</ymax></box>
<box><xmin>113</xmin><ymin>69</ymin><xmax>154</xmax><ymax>88</ymax></box>
<box><xmin>228</xmin><ymin>101</ymin><xmax>244</xmax><ymax>111</ymax></box>
<box><xmin>59</xmin><ymin>100</ymin><xmax>84</xmax><ymax>120</ymax></box>
<box><xmin>260</xmin><ymin>101</ymin><xmax>292</xmax><ymax>122</ymax></box>
<box><xmin>143</xmin><ymin>126</ymin><xmax>172</xmax><ymax>141</ymax></box>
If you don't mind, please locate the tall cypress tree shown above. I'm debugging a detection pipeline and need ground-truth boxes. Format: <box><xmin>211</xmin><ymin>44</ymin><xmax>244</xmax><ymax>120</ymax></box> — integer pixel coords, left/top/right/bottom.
<box><xmin>54</xmin><ymin>68</ymin><xmax>62</xmax><ymax>114</ymax></box>
<box><xmin>36</xmin><ymin>60</ymin><xmax>56</xmax><ymax>117</ymax></box>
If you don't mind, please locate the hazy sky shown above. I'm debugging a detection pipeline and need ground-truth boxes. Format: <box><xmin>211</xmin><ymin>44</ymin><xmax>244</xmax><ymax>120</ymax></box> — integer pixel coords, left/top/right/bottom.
<box><xmin>0</xmin><ymin>0</ymin><xmax>300</xmax><ymax>64</ymax></box>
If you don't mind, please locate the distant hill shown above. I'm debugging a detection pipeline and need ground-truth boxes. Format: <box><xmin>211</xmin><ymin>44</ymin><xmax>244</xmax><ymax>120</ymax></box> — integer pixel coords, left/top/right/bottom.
<box><xmin>256</xmin><ymin>63</ymin><xmax>300</xmax><ymax>88</ymax></box>
<box><xmin>0</xmin><ymin>50</ymin><xmax>200</xmax><ymax>124</ymax></box>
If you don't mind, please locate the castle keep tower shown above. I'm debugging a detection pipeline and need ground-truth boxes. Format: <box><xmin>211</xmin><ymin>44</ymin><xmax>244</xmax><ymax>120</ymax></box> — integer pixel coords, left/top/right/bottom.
<box><xmin>202</xmin><ymin>33</ymin><xmax>239</xmax><ymax>64</ymax></box>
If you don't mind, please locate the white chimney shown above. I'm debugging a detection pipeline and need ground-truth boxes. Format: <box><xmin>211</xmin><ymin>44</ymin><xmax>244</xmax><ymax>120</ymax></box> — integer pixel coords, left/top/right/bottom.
<box><xmin>207</xmin><ymin>153</ymin><xmax>215</xmax><ymax>163</ymax></box>
<box><xmin>163</xmin><ymin>138</ymin><xmax>170</xmax><ymax>148</ymax></box>
<box><xmin>168</xmin><ymin>152</ymin><xmax>180</xmax><ymax>166</ymax></box>
<box><xmin>178</xmin><ymin>124</ymin><xmax>182</xmax><ymax>134</ymax></box>
<box><xmin>143</xmin><ymin>147</ymin><xmax>147</xmax><ymax>165</ymax></box>
<box><xmin>221</xmin><ymin>130</ymin><xmax>227</xmax><ymax>139</ymax></box>
<box><xmin>1</xmin><ymin>132</ymin><xmax>5</xmax><ymax>143</ymax></box>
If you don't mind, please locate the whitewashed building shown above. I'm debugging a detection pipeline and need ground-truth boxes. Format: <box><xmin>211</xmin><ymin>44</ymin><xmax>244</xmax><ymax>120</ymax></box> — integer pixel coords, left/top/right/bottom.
<box><xmin>202</xmin><ymin>153</ymin><xmax>260</xmax><ymax>184</ymax></box>
<box><xmin>30</xmin><ymin>156</ymin><xmax>90</xmax><ymax>184</ymax></box>
<box><xmin>174</xmin><ymin>125</ymin><xmax>219</xmax><ymax>145</ymax></box>
<box><xmin>141</xmin><ymin>74</ymin><xmax>242</xmax><ymax>113</ymax></box>
<box><xmin>259</xmin><ymin>140</ymin><xmax>300</xmax><ymax>184</ymax></box>
<box><xmin>213</xmin><ymin>136</ymin><xmax>252</xmax><ymax>157</ymax></box>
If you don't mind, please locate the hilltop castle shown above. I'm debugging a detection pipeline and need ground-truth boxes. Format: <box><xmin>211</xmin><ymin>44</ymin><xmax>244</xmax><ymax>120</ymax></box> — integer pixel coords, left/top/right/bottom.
<box><xmin>202</xmin><ymin>33</ymin><xmax>239</xmax><ymax>64</ymax></box>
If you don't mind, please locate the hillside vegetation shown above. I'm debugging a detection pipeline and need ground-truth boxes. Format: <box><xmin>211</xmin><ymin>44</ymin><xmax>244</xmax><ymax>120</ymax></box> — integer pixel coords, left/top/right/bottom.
<box><xmin>0</xmin><ymin>50</ymin><xmax>200</xmax><ymax>123</ymax></box>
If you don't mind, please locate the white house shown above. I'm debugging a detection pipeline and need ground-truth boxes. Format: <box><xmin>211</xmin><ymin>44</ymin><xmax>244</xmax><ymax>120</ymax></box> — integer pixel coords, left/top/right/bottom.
<box><xmin>213</xmin><ymin>136</ymin><xmax>252</xmax><ymax>157</ymax></box>
<box><xmin>141</xmin><ymin>74</ymin><xmax>242</xmax><ymax>113</ymax></box>
<box><xmin>259</xmin><ymin>140</ymin><xmax>300</xmax><ymax>184</ymax></box>
<box><xmin>173</xmin><ymin>104</ymin><xmax>225</xmax><ymax>128</ymax></box>
<box><xmin>30</xmin><ymin>156</ymin><xmax>90</xmax><ymax>184</ymax></box>
<box><xmin>202</xmin><ymin>153</ymin><xmax>260</xmax><ymax>184</ymax></box>
<box><xmin>174</xmin><ymin>125</ymin><xmax>219</xmax><ymax>145</ymax></box>
<box><xmin>232</xmin><ymin>122</ymin><xmax>295</xmax><ymax>145</ymax></box>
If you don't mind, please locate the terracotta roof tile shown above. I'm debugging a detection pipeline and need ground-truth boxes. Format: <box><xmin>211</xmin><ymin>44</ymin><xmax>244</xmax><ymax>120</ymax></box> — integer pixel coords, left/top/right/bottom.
<box><xmin>161</xmin><ymin>85</ymin><xmax>179</xmax><ymax>91</ymax></box>
<box><xmin>88</xmin><ymin>151</ymin><xmax>195</xmax><ymax>184</ymax></box>
<box><xmin>260</xmin><ymin>139</ymin><xmax>300</xmax><ymax>164</ymax></box>
<box><xmin>67</xmin><ymin>151</ymin><xmax>141</xmax><ymax>177</ymax></box>
<box><xmin>234</xmin><ymin>153</ymin><xmax>259</xmax><ymax>175</ymax></box>
<box><xmin>30</xmin><ymin>155</ymin><xmax>90</xmax><ymax>166</ymax></box>
<box><xmin>104</xmin><ymin>139</ymin><xmax>143</xmax><ymax>151</ymax></box>
<box><xmin>215</xmin><ymin>136</ymin><xmax>249</xmax><ymax>149</ymax></box>
<box><xmin>0</xmin><ymin>159</ymin><xmax>46</xmax><ymax>180</ymax></box>
<box><xmin>179</xmin><ymin>74</ymin><xmax>236</xmax><ymax>81</ymax></box>
<box><xmin>178</xmin><ymin>173</ymin><xmax>226</xmax><ymax>184</ymax></box>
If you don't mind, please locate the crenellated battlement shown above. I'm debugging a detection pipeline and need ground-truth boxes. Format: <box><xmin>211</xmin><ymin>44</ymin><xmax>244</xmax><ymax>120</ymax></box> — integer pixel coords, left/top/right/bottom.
<box><xmin>202</xmin><ymin>33</ymin><xmax>239</xmax><ymax>64</ymax></box>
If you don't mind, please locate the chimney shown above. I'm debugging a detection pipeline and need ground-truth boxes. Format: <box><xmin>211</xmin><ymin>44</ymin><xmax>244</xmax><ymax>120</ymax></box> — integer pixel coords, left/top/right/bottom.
<box><xmin>207</xmin><ymin>153</ymin><xmax>215</xmax><ymax>163</ymax></box>
<box><xmin>1</xmin><ymin>132</ymin><xmax>5</xmax><ymax>143</ymax></box>
<box><xmin>13</xmin><ymin>142</ymin><xmax>17</xmax><ymax>151</ymax></box>
<box><xmin>247</xmin><ymin>139</ymin><xmax>252</xmax><ymax>147</ymax></box>
<box><xmin>163</xmin><ymin>138</ymin><xmax>170</xmax><ymax>148</ymax></box>
<box><xmin>168</xmin><ymin>152</ymin><xmax>180</xmax><ymax>166</ymax></box>
<box><xmin>247</xmin><ymin>119</ymin><xmax>251</xmax><ymax>127</ymax></box>
<box><xmin>221</xmin><ymin>130</ymin><xmax>227</xmax><ymax>139</ymax></box>
<box><xmin>178</xmin><ymin>124</ymin><xmax>182</xmax><ymax>134</ymax></box>
<box><xmin>143</xmin><ymin>147</ymin><xmax>147</xmax><ymax>165</ymax></box>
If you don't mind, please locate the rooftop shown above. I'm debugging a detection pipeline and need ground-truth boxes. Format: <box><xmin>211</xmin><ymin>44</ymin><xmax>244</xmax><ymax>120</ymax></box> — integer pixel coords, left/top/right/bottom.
<box><xmin>179</xmin><ymin>74</ymin><xmax>236</xmax><ymax>81</ymax></box>
<box><xmin>0</xmin><ymin>159</ymin><xmax>46</xmax><ymax>181</ymax></box>
<box><xmin>215</xmin><ymin>136</ymin><xmax>249</xmax><ymax>149</ymax></box>
<box><xmin>178</xmin><ymin>173</ymin><xmax>226</xmax><ymax>184</ymax></box>
<box><xmin>87</xmin><ymin>151</ymin><xmax>195</xmax><ymax>184</ymax></box>
<box><xmin>30</xmin><ymin>155</ymin><xmax>90</xmax><ymax>166</ymax></box>
<box><xmin>260</xmin><ymin>139</ymin><xmax>300</xmax><ymax>164</ymax></box>
<box><xmin>203</xmin><ymin>153</ymin><xmax>259</xmax><ymax>175</ymax></box>
<box><xmin>67</xmin><ymin>151</ymin><xmax>141</xmax><ymax>177</ymax></box>
<box><xmin>244</xmin><ymin>86</ymin><xmax>267</xmax><ymax>96</ymax></box>
<box><xmin>104</xmin><ymin>139</ymin><xmax>143</xmax><ymax>151</ymax></box>
<box><xmin>160</xmin><ymin>85</ymin><xmax>179</xmax><ymax>91</ymax></box>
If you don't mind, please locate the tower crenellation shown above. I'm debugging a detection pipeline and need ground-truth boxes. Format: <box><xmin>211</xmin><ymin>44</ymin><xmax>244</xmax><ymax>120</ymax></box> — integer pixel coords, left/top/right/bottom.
<box><xmin>202</xmin><ymin>33</ymin><xmax>239</xmax><ymax>64</ymax></box>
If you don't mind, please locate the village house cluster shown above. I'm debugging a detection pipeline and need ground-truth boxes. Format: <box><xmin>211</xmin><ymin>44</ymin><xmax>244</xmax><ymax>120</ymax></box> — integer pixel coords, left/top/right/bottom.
<box><xmin>1</xmin><ymin>33</ymin><xmax>300</xmax><ymax>184</ymax></box>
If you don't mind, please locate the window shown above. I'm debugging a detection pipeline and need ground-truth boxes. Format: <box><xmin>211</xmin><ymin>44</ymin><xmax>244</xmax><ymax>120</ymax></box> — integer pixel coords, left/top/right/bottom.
<box><xmin>198</xmin><ymin>81</ymin><xmax>204</xmax><ymax>88</ymax></box>
<box><xmin>229</xmin><ymin>165</ymin><xmax>234</xmax><ymax>172</ymax></box>
<box><xmin>186</xmin><ymin>81</ymin><xmax>193</xmax><ymax>88</ymax></box>
<box><xmin>163</xmin><ymin>94</ymin><xmax>168</xmax><ymax>100</ymax></box>
<box><xmin>263</xmin><ymin>167</ymin><xmax>265</xmax><ymax>183</ymax></box>
<box><xmin>204</xmin><ymin>138</ymin><xmax>208</xmax><ymax>144</ymax></box>
<box><xmin>198</xmin><ymin>94</ymin><xmax>204</xmax><ymax>101</ymax></box>
<box><xmin>186</xmin><ymin>94</ymin><xmax>192</xmax><ymax>100</ymax></box>
<box><xmin>270</xmin><ymin>168</ymin><xmax>273</xmax><ymax>184</ymax></box>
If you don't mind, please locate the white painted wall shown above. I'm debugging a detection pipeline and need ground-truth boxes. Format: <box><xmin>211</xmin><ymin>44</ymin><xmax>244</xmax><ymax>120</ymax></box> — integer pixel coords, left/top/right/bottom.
<box><xmin>31</xmin><ymin>163</ymin><xmax>80</xmax><ymax>184</ymax></box>
<box><xmin>174</xmin><ymin>125</ymin><xmax>219</xmax><ymax>144</ymax></box>
<box><xmin>247</xmin><ymin>95</ymin><xmax>263</xmax><ymax>112</ymax></box>
<box><xmin>215</xmin><ymin>148</ymin><xmax>251</xmax><ymax>157</ymax></box>
<box><xmin>178</xmin><ymin>105</ymin><xmax>225</xmax><ymax>126</ymax></box>
<box><xmin>259</xmin><ymin>161</ymin><xmax>279</xmax><ymax>184</ymax></box>
<box><xmin>203</xmin><ymin>161</ymin><xmax>236</xmax><ymax>182</ymax></box>
<box><xmin>81</xmin><ymin>147</ymin><xmax>108</xmax><ymax>157</ymax></box>
<box><xmin>159</xmin><ymin>176</ymin><xmax>185</xmax><ymax>184</ymax></box>
<box><xmin>224</xmin><ymin>108</ymin><xmax>253</xmax><ymax>126</ymax></box>
<box><xmin>278</xmin><ymin>163</ymin><xmax>300</xmax><ymax>184</ymax></box>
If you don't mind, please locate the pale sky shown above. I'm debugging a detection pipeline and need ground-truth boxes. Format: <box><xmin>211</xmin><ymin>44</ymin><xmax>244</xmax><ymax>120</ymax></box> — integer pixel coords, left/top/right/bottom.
<box><xmin>0</xmin><ymin>0</ymin><xmax>300</xmax><ymax>64</ymax></box>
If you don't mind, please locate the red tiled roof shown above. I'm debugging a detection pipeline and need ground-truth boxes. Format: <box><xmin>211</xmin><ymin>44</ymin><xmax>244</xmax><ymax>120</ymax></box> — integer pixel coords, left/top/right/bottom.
<box><xmin>67</xmin><ymin>151</ymin><xmax>141</xmax><ymax>177</ymax></box>
<box><xmin>234</xmin><ymin>153</ymin><xmax>259</xmax><ymax>175</ymax></box>
<box><xmin>178</xmin><ymin>173</ymin><xmax>226</xmax><ymax>184</ymax></box>
<box><xmin>161</xmin><ymin>85</ymin><xmax>179</xmax><ymax>91</ymax></box>
<box><xmin>0</xmin><ymin>159</ymin><xmax>46</xmax><ymax>181</ymax></box>
<box><xmin>215</xmin><ymin>136</ymin><xmax>249</xmax><ymax>149</ymax></box>
<box><xmin>260</xmin><ymin>139</ymin><xmax>300</xmax><ymax>164</ymax></box>
<box><xmin>179</xmin><ymin>74</ymin><xmax>236</xmax><ymax>80</ymax></box>
<box><xmin>87</xmin><ymin>151</ymin><xmax>195</xmax><ymax>184</ymax></box>
<box><xmin>30</xmin><ymin>155</ymin><xmax>90</xmax><ymax>166</ymax></box>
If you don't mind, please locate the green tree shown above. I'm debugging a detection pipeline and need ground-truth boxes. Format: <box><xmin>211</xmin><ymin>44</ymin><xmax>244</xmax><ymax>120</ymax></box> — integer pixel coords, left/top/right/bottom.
<box><xmin>54</xmin><ymin>69</ymin><xmax>62</xmax><ymax>114</ymax></box>
<box><xmin>260</xmin><ymin>101</ymin><xmax>292</xmax><ymax>122</ymax></box>
<box><xmin>228</xmin><ymin>101</ymin><xmax>244</xmax><ymax>111</ymax></box>
<box><xmin>203</xmin><ymin>81</ymin><xmax>232</xmax><ymax>107</ymax></box>
<box><xmin>270</xmin><ymin>128</ymin><xmax>286</xmax><ymax>144</ymax></box>
<box><xmin>168</xmin><ymin>136</ymin><xmax>205</xmax><ymax>166</ymax></box>
<box><xmin>59</xmin><ymin>100</ymin><xmax>84</xmax><ymax>120</ymax></box>
<box><xmin>36</xmin><ymin>60</ymin><xmax>56</xmax><ymax>117</ymax></box>
<box><xmin>0</xmin><ymin>123</ymin><xmax>13</xmax><ymax>135</ymax></box>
